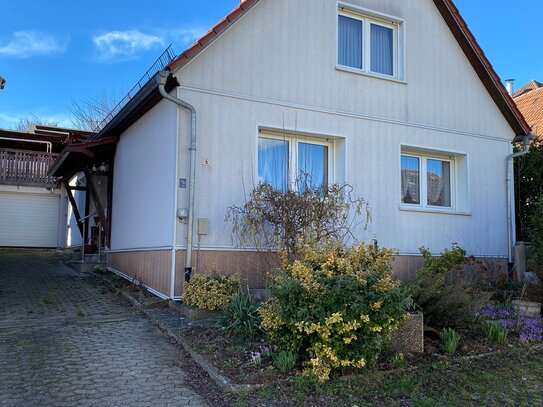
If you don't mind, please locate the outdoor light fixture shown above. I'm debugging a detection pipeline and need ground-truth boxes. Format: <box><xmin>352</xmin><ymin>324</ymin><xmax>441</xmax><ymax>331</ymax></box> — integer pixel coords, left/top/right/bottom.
<box><xmin>0</xmin><ymin>76</ymin><xmax>5</xmax><ymax>90</ymax></box>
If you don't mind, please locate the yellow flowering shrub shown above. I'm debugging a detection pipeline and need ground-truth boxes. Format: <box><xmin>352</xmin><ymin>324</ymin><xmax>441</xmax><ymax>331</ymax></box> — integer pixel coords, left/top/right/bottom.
<box><xmin>259</xmin><ymin>243</ymin><xmax>412</xmax><ymax>382</ymax></box>
<box><xmin>184</xmin><ymin>274</ymin><xmax>241</xmax><ymax>311</ymax></box>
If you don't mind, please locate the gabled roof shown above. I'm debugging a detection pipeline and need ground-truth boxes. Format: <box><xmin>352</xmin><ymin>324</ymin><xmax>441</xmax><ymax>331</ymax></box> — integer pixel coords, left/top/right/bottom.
<box><xmin>98</xmin><ymin>0</ymin><xmax>530</xmax><ymax>142</ymax></box>
<box><xmin>432</xmin><ymin>0</ymin><xmax>530</xmax><ymax>139</ymax></box>
<box><xmin>167</xmin><ymin>0</ymin><xmax>260</xmax><ymax>72</ymax></box>
<box><xmin>514</xmin><ymin>85</ymin><xmax>543</xmax><ymax>138</ymax></box>
<box><xmin>513</xmin><ymin>80</ymin><xmax>543</xmax><ymax>98</ymax></box>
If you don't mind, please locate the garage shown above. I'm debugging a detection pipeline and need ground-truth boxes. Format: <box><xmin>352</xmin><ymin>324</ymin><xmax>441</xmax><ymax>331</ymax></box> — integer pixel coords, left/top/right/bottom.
<box><xmin>0</xmin><ymin>192</ymin><xmax>60</xmax><ymax>248</ymax></box>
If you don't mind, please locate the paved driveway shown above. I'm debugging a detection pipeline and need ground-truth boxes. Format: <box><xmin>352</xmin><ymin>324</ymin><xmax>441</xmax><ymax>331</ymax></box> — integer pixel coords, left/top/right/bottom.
<box><xmin>0</xmin><ymin>250</ymin><xmax>208</xmax><ymax>407</ymax></box>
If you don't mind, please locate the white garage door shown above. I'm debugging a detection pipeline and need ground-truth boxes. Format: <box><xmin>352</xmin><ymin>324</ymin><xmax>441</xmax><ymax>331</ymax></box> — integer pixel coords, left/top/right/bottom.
<box><xmin>0</xmin><ymin>192</ymin><xmax>60</xmax><ymax>247</ymax></box>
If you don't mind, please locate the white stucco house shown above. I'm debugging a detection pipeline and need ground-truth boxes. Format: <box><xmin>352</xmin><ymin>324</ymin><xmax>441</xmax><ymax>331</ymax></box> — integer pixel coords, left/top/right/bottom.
<box><xmin>51</xmin><ymin>0</ymin><xmax>531</xmax><ymax>300</ymax></box>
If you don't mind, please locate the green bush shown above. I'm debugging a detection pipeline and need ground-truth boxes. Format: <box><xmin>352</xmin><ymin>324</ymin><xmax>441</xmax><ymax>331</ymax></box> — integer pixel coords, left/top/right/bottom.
<box><xmin>442</xmin><ymin>328</ymin><xmax>461</xmax><ymax>354</ymax></box>
<box><xmin>259</xmin><ymin>243</ymin><xmax>412</xmax><ymax>382</ymax></box>
<box><xmin>410</xmin><ymin>244</ymin><xmax>491</xmax><ymax>328</ymax></box>
<box><xmin>529</xmin><ymin>197</ymin><xmax>543</xmax><ymax>263</ymax></box>
<box><xmin>218</xmin><ymin>293</ymin><xmax>262</xmax><ymax>338</ymax></box>
<box><xmin>184</xmin><ymin>274</ymin><xmax>241</xmax><ymax>311</ymax></box>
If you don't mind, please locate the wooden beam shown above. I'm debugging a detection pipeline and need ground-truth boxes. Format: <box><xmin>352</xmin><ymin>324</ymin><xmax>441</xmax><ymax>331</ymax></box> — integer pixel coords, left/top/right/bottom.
<box><xmin>63</xmin><ymin>180</ymin><xmax>84</xmax><ymax>237</ymax></box>
<box><xmin>83</xmin><ymin>167</ymin><xmax>110</xmax><ymax>238</ymax></box>
<box><xmin>106</xmin><ymin>154</ymin><xmax>115</xmax><ymax>248</ymax></box>
<box><xmin>69</xmin><ymin>146</ymin><xmax>95</xmax><ymax>158</ymax></box>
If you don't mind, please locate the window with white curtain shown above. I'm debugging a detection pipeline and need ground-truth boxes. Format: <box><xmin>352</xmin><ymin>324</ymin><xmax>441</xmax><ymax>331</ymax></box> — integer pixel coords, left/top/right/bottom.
<box><xmin>338</xmin><ymin>8</ymin><xmax>401</xmax><ymax>78</ymax></box>
<box><xmin>258</xmin><ymin>134</ymin><xmax>331</xmax><ymax>191</ymax></box>
<box><xmin>401</xmin><ymin>153</ymin><xmax>454</xmax><ymax>209</ymax></box>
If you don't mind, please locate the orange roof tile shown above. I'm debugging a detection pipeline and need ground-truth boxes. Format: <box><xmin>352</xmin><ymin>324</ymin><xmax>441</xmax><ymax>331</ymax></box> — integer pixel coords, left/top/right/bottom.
<box><xmin>513</xmin><ymin>80</ymin><xmax>543</xmax><ymax>98</ymax></box>
<box><xmin>514</xmin><ymin>85</ymin><xmax>543</xmax><ymax>138</ymax></box>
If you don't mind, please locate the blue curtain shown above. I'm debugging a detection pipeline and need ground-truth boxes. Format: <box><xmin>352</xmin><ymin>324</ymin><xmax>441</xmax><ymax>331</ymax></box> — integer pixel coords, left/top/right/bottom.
<box><xmin>371</xmin><ymin>24</ymin><xmax>393</xmax><ymax>75</ymax></box>
<box><xmin>258</xmin><ymin>138</ymin><xmax>289</xmax><ymax>191</ymax></box>
<box><xmin>298</xmin><ymin>143</ymin><xmax>328</xmax><ymax>192</ymax></box>
<box><xmin>338</xmin><ymin>15</ymin><xmax>363</xmax><ymax>69</ymax></box>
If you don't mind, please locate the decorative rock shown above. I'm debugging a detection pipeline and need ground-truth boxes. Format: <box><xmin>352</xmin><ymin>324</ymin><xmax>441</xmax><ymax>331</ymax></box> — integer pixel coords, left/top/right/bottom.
<box><xmin>511</xmin><ymin>300</ymin><xmax>542</xmax><ymax>317</ymax></box>
<box><xmin>168</xmin><ymin>301</ymin><xmax>221</xmax><ymax>320</ymax></box>
<box><xmin>390</xmin><ymin>312</ymin><xmax>424</xmax><ymax>354</ymax></box>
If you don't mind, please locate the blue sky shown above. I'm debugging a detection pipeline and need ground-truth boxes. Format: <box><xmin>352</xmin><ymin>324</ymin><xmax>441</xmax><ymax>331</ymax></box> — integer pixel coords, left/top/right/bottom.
<box><xmin>0</xmin><ymin>0</ymin><xmax>541</xmax><ymax>130</ymax></box>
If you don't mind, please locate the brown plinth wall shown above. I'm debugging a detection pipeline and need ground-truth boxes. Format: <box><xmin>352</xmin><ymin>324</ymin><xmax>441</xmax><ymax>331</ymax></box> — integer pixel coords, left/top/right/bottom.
<box><xmin>108</xmin><ymin>249</ymin><xmax>509</xmax><ymax>299</ymax></box>
<box><xmin>174</xmin><ymin>249</ymin><xmax>280</xmax><ymax>297</ymax></box>
<box><xmin>108</xmin><ymin>250</ymin><xmax>171</xmax><ymax>297</ymax></box>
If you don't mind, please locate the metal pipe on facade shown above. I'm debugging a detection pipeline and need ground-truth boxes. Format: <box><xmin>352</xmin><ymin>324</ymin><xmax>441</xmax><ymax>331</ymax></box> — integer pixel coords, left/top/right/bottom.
<box><xmin>157</xmin><ymin>70</ymin><xmax>197</xmax><ymax>298</ymax></box>
<box><xmin>506</xmin><ymin>134</ymin><xmax>535</xmax><ymax>268</ymax></box>
<box><xmin>0</xmin><ymin>137</ymin><xmax>52</xmax><ymax>153</ymax></box>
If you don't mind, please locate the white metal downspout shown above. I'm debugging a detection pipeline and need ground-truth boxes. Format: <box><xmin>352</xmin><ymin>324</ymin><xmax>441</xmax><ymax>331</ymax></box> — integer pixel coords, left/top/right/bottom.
<box><xmin>506</xmin><ymin>134</ymin><xmax>534</xmax><ymax>267</ymax></box>
<box><xmin>168</xmin><ymin>93</ymin><xmax>180</xmax><ymax>299</ymax></box>
<box><xmin>157</xmin><ymin>71</ymin><xmax>197</xmax><ymax>297</ymax></box>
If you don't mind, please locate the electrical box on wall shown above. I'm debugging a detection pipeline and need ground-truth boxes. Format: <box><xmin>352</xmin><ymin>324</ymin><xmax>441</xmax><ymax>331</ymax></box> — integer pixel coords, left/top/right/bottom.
<box><xmin>198</xmin><ymin>218</ymin><xmax>209</xmax><ymax>235</ymax></box>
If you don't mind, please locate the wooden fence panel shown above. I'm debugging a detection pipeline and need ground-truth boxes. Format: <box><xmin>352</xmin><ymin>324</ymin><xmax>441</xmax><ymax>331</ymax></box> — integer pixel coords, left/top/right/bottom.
<box><xmin>0</xmin><ymin>149</ymin><xmax>58</xmax><ymax>187</ymax></box>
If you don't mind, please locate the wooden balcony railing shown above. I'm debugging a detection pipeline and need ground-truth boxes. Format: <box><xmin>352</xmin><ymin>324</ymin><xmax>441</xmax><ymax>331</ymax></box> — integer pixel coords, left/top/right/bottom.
<box><xmin>0</xmin><ymin>149</ymin><xmax>58</xmax><ymax>187</ymax></box>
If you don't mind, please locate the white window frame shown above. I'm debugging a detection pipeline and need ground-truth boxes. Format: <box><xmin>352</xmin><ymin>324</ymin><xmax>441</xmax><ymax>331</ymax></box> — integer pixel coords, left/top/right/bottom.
<box><xmin>258</xmin><ymin>131</ymin><xmax>334</xmax><ymax>190</ymax></box>
<box><xmin>337</xmin><ymin>3</ymin><xmax>405</xmax><ymax>81</ymax></box>
<box><xmin>400</xmin><ymin>152</ymin><xmax>456</xmax><ymax>211</ymax></box>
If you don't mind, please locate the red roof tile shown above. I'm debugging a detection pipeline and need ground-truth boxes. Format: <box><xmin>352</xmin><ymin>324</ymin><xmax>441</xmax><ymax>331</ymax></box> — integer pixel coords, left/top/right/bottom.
<box><xmin>513</xmin><ymin>80</ymin><xmax>543</xmax><ymax>98</ymax></box>
<box><xmin>433</xmin><ymin>0</ymin><xmax>530</xmax><ymax>138</ymax></box>
<box><xmin>514</xmin><ymin>85</ymin><xmax>543</xmax><ymax>139</ymax></box>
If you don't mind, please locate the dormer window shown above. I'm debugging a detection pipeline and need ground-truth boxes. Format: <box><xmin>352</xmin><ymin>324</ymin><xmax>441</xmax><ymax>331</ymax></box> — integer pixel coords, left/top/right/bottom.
<box><xmin>338</xmin><ymin>5</ymin><xmax>404</xmax><ymax>81</ymax></box>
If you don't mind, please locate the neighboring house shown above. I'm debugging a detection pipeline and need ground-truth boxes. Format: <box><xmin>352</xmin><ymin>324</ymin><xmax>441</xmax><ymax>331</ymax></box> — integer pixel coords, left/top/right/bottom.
<box><xmin>51</xmin><ymin>0</ymin><xmax>530</xmax><ymax>300</ymax></box>
<box><xmin>513</xmin><ymin>80</ymin><xmax>543</xmax><ymax>138</ymax></box>
<box><xmin>0</xmin><ymin>125</ymin><xmax>92</xmax><ymax>248</ymax></box>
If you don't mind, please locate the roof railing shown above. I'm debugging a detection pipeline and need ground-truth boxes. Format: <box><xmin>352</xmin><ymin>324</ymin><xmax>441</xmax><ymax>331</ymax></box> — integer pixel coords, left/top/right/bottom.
<box><xmin>92</xmin><ymin>45</ymin><xmax>177</xmax><ymax>135</ymax></box>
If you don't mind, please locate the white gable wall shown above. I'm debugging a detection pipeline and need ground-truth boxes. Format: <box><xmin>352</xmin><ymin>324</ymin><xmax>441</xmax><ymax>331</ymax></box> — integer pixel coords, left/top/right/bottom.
<box><xmin>166</xmin><ymin>0</ymin><xmax>515</xmax><ymax>258</ymax></box>
<box><xmin>110</xmin><ymin>99</ymin><xmax>177</xmax><ymax>250</ymax></box>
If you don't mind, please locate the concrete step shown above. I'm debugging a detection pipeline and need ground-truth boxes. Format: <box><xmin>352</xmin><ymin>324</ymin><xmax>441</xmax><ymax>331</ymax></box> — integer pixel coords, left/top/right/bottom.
<box><xmin>70</xmin><ymin>260</ymin><xmax>107</xmax><ymax>274</ymax></box>
<box><xmin>71</xmin><ymin>252</ymin><xmax>107</xmax><ymax>262</ymax></box>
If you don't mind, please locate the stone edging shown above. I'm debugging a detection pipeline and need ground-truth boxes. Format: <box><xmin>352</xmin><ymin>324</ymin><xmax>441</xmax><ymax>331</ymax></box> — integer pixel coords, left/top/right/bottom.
<box><xmin>143</xmin><ymin>309</ymin><xmax>263</xmax><ymax>394</ymax></box>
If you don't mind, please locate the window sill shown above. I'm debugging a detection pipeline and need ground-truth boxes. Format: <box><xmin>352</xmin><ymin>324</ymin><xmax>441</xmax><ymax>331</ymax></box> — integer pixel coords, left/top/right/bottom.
<box><xmin>336</xmin><ymin>65</ymin><xmax>407</xmax><ymax>84</ymax></box>
<box><xmin>399</xmin><ymin>206</ymin><xmax>471</xmax><ymax>216</ymax></box>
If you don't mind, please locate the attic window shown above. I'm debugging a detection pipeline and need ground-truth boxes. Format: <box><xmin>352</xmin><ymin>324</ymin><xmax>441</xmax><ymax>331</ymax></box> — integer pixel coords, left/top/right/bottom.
<box><xmin>338</xmin><ymin>5</ymin><xmax>404</xmax><ymax>80</ymax></box>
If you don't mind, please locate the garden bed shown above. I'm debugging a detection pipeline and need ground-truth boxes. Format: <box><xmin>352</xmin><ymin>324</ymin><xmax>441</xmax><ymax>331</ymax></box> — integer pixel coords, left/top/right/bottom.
<box><xmin>178</xmin><ymin>321</ymin><xmax>539</xmax><ymax>385</ymax></box>
<box><xmin>178</xmin><ymin>324</ymin><xmax>543</xmax><ymax>406</ymax></box>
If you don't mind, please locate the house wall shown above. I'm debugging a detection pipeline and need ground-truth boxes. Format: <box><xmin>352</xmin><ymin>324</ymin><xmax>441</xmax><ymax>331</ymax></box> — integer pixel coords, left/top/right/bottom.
<box><xmin>109</xmin><ymin>99</ymin><xmax>177</xmax><ymax>250</ymax></box>
<box><xmin>170</xmin><ymin>0</ymin><xmax>515</xmax><ymax>266</ymax></box>
<box><xmin>106</xmin><ymin>99</ymin><xmax>178</xmax><ymax>298</ymax></box>
<box><xmin>107</xmin><ymin>0</ymin><xmax>518</xmax><ymax>298</ymax></box>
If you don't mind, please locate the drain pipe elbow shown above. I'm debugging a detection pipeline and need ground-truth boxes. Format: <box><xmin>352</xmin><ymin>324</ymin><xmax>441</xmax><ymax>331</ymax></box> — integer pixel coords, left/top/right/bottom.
<box><xmin>157</xmin><ymin>70</ymin><xmax>197</xmax><ymax>289</ymax></box>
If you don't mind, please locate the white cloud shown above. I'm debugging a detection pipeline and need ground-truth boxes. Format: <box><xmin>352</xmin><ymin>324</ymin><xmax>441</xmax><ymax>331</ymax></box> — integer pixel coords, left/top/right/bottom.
<box><xmin>93</xmin><ymin>30</ymin><xmax>165</xmax><ymax>61</ymax></box>
<box><xmin>0</xmin><ymin>31</ymin><xmax>67</xmax><ymax>58</ymax></box>
<box><xmin>167</xmin><ymin>27</ymin><xmax>207</xmax><ymax>46</ymax></box>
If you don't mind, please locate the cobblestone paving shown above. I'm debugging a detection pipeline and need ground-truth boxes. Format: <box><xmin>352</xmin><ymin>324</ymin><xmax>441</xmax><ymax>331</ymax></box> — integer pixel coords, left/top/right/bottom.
<box><xmin>0</xmin><ymin>250</ymin><xmax>209</xmax><ymax>407</ymax></box>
